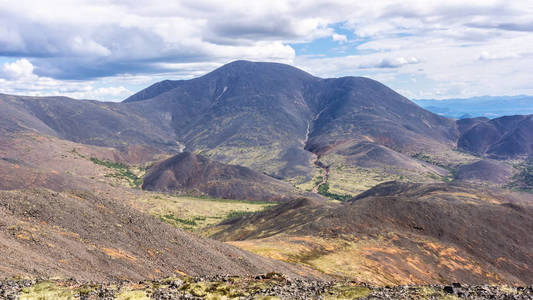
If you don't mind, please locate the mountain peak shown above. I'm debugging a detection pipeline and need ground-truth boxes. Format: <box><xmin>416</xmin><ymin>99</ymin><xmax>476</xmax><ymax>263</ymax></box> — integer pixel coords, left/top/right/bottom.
<box><xmin>204</xmin><ymin>60</ymin><xmax>316</xmax><ymax>81</ymax></box>
<box><xmin>123</xmin><ymin>61</ymin><xmax>317</xmax><ymax>103</ymax></box>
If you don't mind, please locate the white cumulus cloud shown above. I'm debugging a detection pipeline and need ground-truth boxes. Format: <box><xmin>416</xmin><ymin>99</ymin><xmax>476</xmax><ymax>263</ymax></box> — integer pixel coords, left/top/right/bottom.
<box><xmin>0</xmin><ymin>59</ymin><xmax>35</xmax><ymax>80</ymax></box>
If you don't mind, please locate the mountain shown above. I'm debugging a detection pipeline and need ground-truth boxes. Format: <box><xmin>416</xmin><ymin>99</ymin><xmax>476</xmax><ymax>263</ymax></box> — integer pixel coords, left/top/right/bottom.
<box><xmin>458</xmin><ymin>115</ymin><xmax>533</xmax><ymax>158</ymax></box>
<box><xmin>1</xmin><ymin>60</ymin><xmax>462</xmax><ymax>192</ymax></box>
<box><xmin>142</xmin><ymin>152</ymin><xmax>314</xmax><ymax>202</ymax></box>
<box><xmin>211</xmin><ymin>182</ymin><xmax>533</xmax><ymax>285</ymax></box>
<box><xmin>414</xmin><ymin>95</ymin><xmax>533</xmax><ymax>119</ymax></box>
<box><xmin>123</xmin><ymin>60</ymin><xmax>459</xmax><ymax>191</ymax></box>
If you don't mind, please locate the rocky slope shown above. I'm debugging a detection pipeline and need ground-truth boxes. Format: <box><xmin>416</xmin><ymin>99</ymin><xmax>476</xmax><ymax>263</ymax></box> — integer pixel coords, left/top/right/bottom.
<box><xmin>0</xmin><ymin>93</ymin><xmax>179</xmax><ymax>154</ymax></box>
<box><xmin>1</xmin><ymin>60</ymin><xmax>533</xmax><ymax>286</ymax></box>
<box><xmin>0</xmin><ymin>189</ymin><xmax>323</xmax><ymax>281</ymax></box>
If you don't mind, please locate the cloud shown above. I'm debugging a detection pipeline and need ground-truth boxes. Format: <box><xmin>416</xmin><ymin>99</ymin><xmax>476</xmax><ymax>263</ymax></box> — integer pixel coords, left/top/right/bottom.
<box><xmin>0</xmin><ymin>59</ymin><xmax>34</xmax><ymax>79</ymax></box>
<box><xmin>0</xmin><ymin>58</ymin><xmax>135</xmax><ymax>101</ymax></box>
<box><xmin>478</xmin><ymin>51</ymin><xmax>520</xmax><ymax>61</ymax></box>
<box><xmin>360</xmin><ymin>57</ymin><xmax>420</xmax><ymax>69</ymax></box>
<box><xmin>0</xmin><ymin>0</ymin><xmax>532</xmax><ymax>99</ymax></box>
<box><xmin>332</xmin><ymin>33</ymin><xmax>347</xmax><ymax>44</ymax></box>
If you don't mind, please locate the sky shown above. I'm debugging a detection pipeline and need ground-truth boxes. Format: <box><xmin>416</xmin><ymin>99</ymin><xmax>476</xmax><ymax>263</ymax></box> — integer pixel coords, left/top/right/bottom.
<box><xmin>1</xmin><ymin>0</ymin><xmax>532</xmax><ymax>101</ymax></box>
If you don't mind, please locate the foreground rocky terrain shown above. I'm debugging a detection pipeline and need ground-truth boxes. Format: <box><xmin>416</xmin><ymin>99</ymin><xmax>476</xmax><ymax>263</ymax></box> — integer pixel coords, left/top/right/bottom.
<box><xmin>2</xmin><ymin>274</ymin><xmax>533</xmax><ymax>299</ymax></box>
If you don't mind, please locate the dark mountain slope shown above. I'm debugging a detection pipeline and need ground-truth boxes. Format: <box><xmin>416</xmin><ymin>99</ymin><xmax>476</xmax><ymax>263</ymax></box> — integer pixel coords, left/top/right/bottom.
<box><xmin>0</xmin><ymin>94</ymin><xmax>179</xmax><ymax>155</ymax></box>
<box><xmin>458</xmin><ymin>115</ymin><xmax>533</xmax><ymax>158</ymax></box>
<box><xmin>142</xmin><ymin>152</ymin><xmax>313</xmax><ymax>202</ymax></box>
<box><xmin>212</xmin><ymin>182</ymin><xmax>533</xmax><ymax>285</ymax></box>
<box><xmin>1</xmin><ymin>61</ymin><xmax>472</xmax><ymax>188</ymax></box>
<box><xmin>455</xmin><ymin>160</ymin><xmax>515</xmax><ymax>184</ymax></box>
<box><xmin>456</xmin><ymin>117</ymin><xmax>490</xmax><ymax>135</ymax></box>
<box><xmin>305</xmin><ymin>77</ymin><xmax>458</xmax><ymax>154</ymax></box>
<box><xmin>124</xmin><ymin>61</ymin><xmax>323</xmax><ymax>180</ymax></box>
<box><xmin>0</xmin><ymin>189</ymin><xmax>322</xmax><ymax>281</ymax></box>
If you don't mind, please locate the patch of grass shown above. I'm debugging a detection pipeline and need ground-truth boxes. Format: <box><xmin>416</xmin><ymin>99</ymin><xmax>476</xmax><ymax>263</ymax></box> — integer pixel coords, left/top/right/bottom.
<box><xmin>19</xmin><ymin>281</ymin><xmax>75</xmax><ymax>300</ymax></box>
<box><xmin>412</xmin><ymin>152</ymin><xmax>457</xmax><ymax>182</ymax></box>
<box><xmin>90</xmin><ymin>157</ymin><xmax>143</xmax><ymax>188</ymax></box>
<box><xmin>325</xmin><ymin>283</ymin><xmax>371</xmax><ymax>299</ymax></box>
<box><xmin>136</xmin><ymin>193</ymin><xmax>272</xmax><ymax>232</ymax></box>
<box><xmin>159</xmin><ymin>214</ymin><xmax>206</xmax><ymax>227</ymax></box>
<box><xmin>317</xmin><ymin>183</ymin><xmax>352</xmax><ymax>201</ymax></box>
<box><xmin>506</xmin><ymin>159</ymin><xmax>533</xmax><ymax>192</ymax></box>
<box><xmin>224</xmin><ymin>210</ymin><xmax>255</xmax><ymax>221</ymax></box>
<box><xmin>318</xmin><ymin>154</ymin><xmax>403</xmax><ymax>195</ymax></box>
<box><xmin>116</xmin><ymin>290</ymin><xmax>151</xmax><ymax>300</ymax></box>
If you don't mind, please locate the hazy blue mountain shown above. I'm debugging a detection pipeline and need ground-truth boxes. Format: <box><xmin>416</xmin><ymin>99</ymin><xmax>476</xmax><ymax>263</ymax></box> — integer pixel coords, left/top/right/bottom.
<box><xmin>414</xmin><ymin>96</ymin><xmax>533</xmax><ymax>119</ymax></box>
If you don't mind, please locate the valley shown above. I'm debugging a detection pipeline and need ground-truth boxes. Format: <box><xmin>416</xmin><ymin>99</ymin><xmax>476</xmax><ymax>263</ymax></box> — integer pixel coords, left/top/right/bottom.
<box><xmin>1</xmin><ymin>61</ymin><xmax>532</xmax><ymax>296</ymax></box>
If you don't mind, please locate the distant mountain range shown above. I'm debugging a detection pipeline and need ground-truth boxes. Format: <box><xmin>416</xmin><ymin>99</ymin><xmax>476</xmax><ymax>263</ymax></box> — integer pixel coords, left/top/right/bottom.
<box><xmin>414</xmin><ymin>95</ymin><xmax>533</xmax><ymax>119</ymax></box>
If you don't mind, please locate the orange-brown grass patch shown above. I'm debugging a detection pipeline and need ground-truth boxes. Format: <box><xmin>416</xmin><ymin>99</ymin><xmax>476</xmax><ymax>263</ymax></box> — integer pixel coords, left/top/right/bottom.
<box><xmin>102</xmin><ymin>248</ymin><xmax>138</xmax><ymax>262</ymax></box>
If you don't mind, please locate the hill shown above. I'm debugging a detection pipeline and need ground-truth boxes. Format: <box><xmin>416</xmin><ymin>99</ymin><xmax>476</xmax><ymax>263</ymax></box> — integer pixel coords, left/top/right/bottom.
<box><xmin>458</xmin><ymin>115</ymin><xmax>533</xmax><ymax>158</ymax></box>
<box><xmin>455</xmin><ymin>160</ymin><xmax>515</xmax><ymax>184</ymax></box>
<box><xmin>0</xmin><ymin>189</ymin><xmax>321</xmax><ymax>281</ymax></box>
<box><xmin>142</xmin><ymin>152</ymin><xmax>313</xmax><ymax>202</ymax></box>
<box><xmin>211</xmin><ymin>182</ymin><xmax>533</xmax><ymax>285</ymax></box>
<box><xmin>0</xmin><ymin>94</ymin><xmax>179</xmax><ymax>155</ymax></box>
<box><xmin>1</xmin><ymin>60</ymin><xmax>533</xmax><ymax>287</ymax></box>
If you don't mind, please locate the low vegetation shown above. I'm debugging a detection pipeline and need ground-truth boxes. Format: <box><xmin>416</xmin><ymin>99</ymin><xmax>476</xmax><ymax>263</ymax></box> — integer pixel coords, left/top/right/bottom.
<box><xmin>316</xmin><ymin>183</ymin><xmax>352</xmax><ymax>201</ymax></box>
<box><xmin>19</xmin><ymin>281</ymin><xmax>76</xmax><ymax>300</ymax></box>
<box><xmin>89</xmin><ymin>157</ymin><xmax>144</xmax><ymax>188</ymax></box>
<box><xmin>158</xmin><ymin>214</ymin><xmax>207</xmax><ymax>230</ymax></box>
<box><xmin>507</xmin><ymin>158</ymin><xmax>533</xmax><ymax>192</ymax></box>
<box><xmin>137</xmin><ymin>193</ymin><xmax>273</xmax><ymax>232</ymax></box>
<box><xmin>411</xmin><ymin>152</ymin><xmax>458</xmax><ymax>182</ymax></box>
